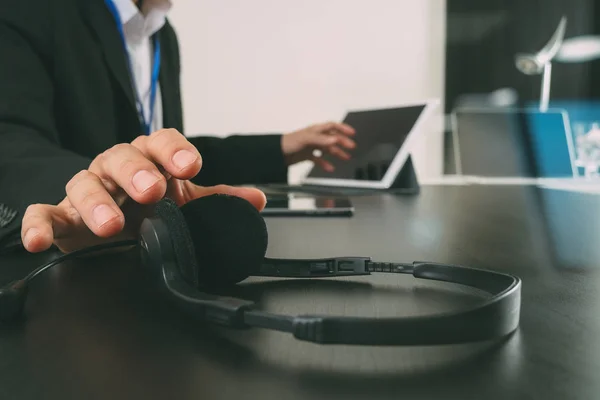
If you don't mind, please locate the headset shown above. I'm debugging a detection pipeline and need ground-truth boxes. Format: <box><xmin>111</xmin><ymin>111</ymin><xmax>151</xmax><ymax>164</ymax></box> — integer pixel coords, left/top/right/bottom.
<box><xmin>0</xmin><ymin>195</ymin><xmax>521</xmax><ymax>346</ymax></box>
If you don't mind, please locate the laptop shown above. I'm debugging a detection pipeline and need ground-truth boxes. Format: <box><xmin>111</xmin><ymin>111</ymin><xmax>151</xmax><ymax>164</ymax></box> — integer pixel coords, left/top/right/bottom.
<box><xmin>260</xmin><ymin>99</ymin><xmax>439</xmax><ymax>195</ymax></box>
<box><xmin>450</xmin><ymin>108</ymin><xmax>578</xmax><ymax>185</ymax></box>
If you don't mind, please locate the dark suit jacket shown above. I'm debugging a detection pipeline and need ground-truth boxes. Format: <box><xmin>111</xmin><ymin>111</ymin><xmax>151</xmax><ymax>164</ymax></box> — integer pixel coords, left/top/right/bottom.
<box><xmin>0</xmin><ymin>0</ymin><xmax>288</xmax><ymax>246</ymax></box>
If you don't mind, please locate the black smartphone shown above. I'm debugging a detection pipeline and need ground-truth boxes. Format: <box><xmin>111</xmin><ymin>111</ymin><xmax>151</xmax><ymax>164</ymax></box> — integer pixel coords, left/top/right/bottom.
<box><xmin>260</xmin><ymin>194</ymin><xmax>354</xmax><ymax>217</ymax></box>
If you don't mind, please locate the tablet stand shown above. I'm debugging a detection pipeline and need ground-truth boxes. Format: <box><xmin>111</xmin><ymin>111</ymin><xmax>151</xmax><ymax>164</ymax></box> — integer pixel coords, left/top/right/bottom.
<box><xmin>261</xmin><ymin>155</ymin><xmax>420</xmax><ymax>197</ymax></box>
<box><xmin>387</xmin><ymin>155</ymin><xmax>420</xmax><ymax>194</ymax></box>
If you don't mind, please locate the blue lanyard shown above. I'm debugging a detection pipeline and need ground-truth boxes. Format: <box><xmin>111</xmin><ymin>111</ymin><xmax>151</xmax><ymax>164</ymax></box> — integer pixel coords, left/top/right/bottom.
<box><xmin>104</xmin><ymin>0</ymin><xmax>161</xmax><ymax>136</ymax></box>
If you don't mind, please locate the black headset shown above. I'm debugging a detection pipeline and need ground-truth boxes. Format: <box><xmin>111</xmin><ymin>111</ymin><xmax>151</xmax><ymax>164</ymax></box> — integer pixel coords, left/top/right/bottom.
<box><xmin>0</xmin><ymin>195</ymin><xmax>521</xmax><ymax>345</ymax></box>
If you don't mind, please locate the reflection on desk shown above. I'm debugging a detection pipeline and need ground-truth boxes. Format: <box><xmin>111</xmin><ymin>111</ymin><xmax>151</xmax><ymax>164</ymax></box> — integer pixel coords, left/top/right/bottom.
<box><xmin>0</xmin><ymin>185</ymin><xmax>599</xmax><ymax>400</ymax></box>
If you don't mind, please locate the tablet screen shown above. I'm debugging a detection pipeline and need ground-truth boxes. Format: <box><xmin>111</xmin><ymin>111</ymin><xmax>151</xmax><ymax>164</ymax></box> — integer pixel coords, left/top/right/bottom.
<box><xmin>306</xmin><ymin>105</ymin><xmax>426</xmax><ymax>181</ymax></box>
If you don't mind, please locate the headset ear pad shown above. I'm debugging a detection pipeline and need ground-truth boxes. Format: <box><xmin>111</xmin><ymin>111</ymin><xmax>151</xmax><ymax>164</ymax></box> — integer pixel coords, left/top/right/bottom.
<box><xmin>153</xmin><ymin>194</ymin><xmax>269</xmax><ymax>288</ymax></box>
<box><xmin>180</xmin><ymin>194</ymin><xmax>269</xmax><ymax>287</ymax></box>
<box><xmin>152</xmin><ymin>198</ymin><xmax>200</xmax><ymax>287</ymax></box>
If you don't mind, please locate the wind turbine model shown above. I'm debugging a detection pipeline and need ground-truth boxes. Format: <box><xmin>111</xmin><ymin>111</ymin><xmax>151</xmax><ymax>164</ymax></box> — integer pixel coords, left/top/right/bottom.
<box><xmin>515</xmin><ymin>16</ymin><xmax>567</xmax><ymax>112</ymax></box>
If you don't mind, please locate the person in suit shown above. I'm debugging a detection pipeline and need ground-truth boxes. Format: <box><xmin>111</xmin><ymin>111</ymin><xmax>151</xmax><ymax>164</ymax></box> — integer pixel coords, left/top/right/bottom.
<box><xmin>0</xmin><ymin>0</ymin><xmax>356</xmax><ymax>253</ymax></box>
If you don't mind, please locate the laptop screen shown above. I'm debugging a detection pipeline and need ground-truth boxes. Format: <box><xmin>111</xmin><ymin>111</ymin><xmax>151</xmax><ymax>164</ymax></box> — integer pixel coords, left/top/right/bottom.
<box><xmin>453</xmin><ymin>109</ymin><xmax>575</xmax><ymax>178</ymax></box>
<box><xmin>307</xmin><ymin>105</ymin><xmax>426</xmax><ymax>181</ymax></box>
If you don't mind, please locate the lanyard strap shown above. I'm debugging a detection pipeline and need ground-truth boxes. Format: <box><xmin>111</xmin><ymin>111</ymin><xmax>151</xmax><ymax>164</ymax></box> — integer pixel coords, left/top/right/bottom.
<box><xmin>104</xmin><ymin>0</ymin><xmax>161</xmax><ymax>136</ymax></box>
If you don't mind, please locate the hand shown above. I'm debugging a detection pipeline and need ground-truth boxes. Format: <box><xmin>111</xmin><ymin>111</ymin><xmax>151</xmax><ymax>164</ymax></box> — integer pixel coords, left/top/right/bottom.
<box><xmin>21</xmin><ymin>129</ymin><xmax>267</xmax><ymax>254</ymax></box>
<box><xmin>281</xmin><ymin>122</ymin><xmax>356</xmax><ymax>171</ymax></box>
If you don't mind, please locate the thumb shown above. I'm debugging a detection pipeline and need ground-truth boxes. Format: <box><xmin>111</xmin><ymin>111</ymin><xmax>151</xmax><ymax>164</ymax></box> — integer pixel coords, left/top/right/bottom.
<box><xmin>182</xmin><ymin>183</ymin><xmax>267</xmax><ymax>211</ymax></box>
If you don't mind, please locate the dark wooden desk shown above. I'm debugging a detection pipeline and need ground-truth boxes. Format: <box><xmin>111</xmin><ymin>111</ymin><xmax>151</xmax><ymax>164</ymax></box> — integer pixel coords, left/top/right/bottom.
<box><xmin>1</xmin><ymin>185</ymin><xmax>599</xmax><ymax>400</ymax></box>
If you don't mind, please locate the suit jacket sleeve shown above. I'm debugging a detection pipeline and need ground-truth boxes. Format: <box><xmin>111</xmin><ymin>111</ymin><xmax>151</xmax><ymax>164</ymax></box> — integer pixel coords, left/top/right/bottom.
<box><xmin>0</xmin><ymin>4</ymin><xmax>93</xmax><ymax>248</ymax></box>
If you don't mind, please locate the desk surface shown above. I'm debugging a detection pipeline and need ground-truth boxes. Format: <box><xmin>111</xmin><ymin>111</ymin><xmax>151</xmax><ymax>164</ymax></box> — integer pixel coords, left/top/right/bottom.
<box><xmin>1</xmin><ymin>185</ymin><xmax>599</xmax><ymax>400</ymax></box>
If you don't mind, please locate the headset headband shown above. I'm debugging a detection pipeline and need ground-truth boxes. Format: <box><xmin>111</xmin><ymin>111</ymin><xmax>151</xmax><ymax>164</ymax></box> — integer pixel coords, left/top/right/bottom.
<box><xmin>141</xmin><ymin>216</ymin><xmax>521</xmax><ymax>345</ymax></box>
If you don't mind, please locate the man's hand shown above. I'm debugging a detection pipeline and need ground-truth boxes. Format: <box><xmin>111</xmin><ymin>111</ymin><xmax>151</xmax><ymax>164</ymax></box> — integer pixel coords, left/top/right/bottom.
<box><xmin>21</xmin><ymin>129</ymin><xmax>267</xmax><ymax>254</ymax></box>
<box><xmin>281</xmin><ymin>122</ymin><xmax>356</xmax><ymax>171</ymax></box>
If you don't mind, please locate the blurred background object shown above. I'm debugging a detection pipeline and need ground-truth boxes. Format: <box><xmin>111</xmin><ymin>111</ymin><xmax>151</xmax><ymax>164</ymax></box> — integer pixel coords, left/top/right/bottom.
<box><xmin>514</xmin><ymin>16</ymin><xmax>566</xmax><ymax>112</ymax></box>
<box><xmin>445</xmin><ymin>0</ymin><xmax>600</xmax><ymax>179</ymax></box>
<box><xmin>556</xmin><ymin>35</ymin><xmax>600</xmax><ymax>63</ymax></box>
<box><xmin>554</xmin><ymin>35</ymin><xmax>600</xmax><ymax>178</ymax></box>
<box><xmin>451</xmin><ymin>108</ymin><xmax>576</xmax><ymax>178</ymax></box>
<box><xmin>169</xmin><ymin>1</ymin><xmax>600</xmax><ymax>183</ymax></box>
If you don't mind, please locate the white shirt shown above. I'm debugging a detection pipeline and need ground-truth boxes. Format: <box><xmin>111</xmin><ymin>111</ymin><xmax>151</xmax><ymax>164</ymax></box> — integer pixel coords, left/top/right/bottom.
<box><xmin>111</xmin><ymin>0</ymin><xmax>172</xmax><ymax>133</ymax></box>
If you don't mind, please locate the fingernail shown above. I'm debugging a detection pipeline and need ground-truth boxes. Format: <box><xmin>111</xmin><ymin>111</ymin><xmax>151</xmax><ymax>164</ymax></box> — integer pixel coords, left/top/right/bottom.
<box><xmin>92</xmin><ymin>204</ymin><xmax>118</xmax><ymax>228</ymax></box>
<box><xmin>23</xmin><ymin>228</ymin><xmax>40</xmax><ymax>248</ymax></box>
<box><xmin>172</xmin><ymin>150</ymin><xmax>197</xmax><ymax>170</ymax></box>
<box><xmin>132</xmin><ymin>170</ymin><xmax>160</xmax><ymax>193</ymax></box>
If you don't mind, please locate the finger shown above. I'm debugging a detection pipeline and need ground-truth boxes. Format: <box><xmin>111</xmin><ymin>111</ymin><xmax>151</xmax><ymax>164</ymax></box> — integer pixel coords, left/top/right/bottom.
<box><xmin>165</xmin><ymin>179</ymin><xmax>185</xmax><ymax>206</ymax></box>
<box><xmin>21</xmin><ymin>204</ymin><xmax>60</xmax><ymax>253</ymax></box>
<box><xmin>326</xmin><ymin>145</ymin><xmax>351</xmax><ymax>161</ymax></box>
<box><xmin>182</xmin><ymin>183</ymin><xmax>267</xmax><ymax>211</ymax></box>
<box><xmin>329</xmin><ymin>132</ymin><xmax>356</xmax><ymax>149</ymax></box>
<box><xmin>310</xmin><ymin>155</ymin><xmax>335</xmax><ymax>172</ymax></box>
<box><xmin>65</xmin><ymin>170</ymin><xmax>126</xmax><ymax>238</ymax></box>
<box><xmin>318</xmin><ymin>122</ymin><xmax>355</xmax><ymax>136</ymax></box>
<box><xmin>90</xmin><ymin>144</ymin><xmax>167</xmax><ymax>205</ymax></box>
<box><xmin>136</xmin><ymin>129</ymin><xmax>202</xmax><ymax>180</ymax></box>
<box><xmin>306</xmin><ymin>132</ymin><xmax>339</xmax><ymax>148</ymax></box>
<box><xmin>131</xmin><ymin>135</ymin><xmax>172</xmax><ymax>181</ymax></box>
<box><xmin>308</xmin><ymin>131</ymin><xmax>356</xmax><ymax>151</ymax></box>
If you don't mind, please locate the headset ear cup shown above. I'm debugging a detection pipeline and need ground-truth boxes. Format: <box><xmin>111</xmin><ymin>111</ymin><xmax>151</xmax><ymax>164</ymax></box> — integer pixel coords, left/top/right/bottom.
<box><xmin>180</xmin><ymin>194</ymin><xmax>269</xmax><ymax>287</ymax></box>
<box><xmin>151</xmin><ymin>198</ymin><xmax>200</xmax><ymax>287</ymax></box>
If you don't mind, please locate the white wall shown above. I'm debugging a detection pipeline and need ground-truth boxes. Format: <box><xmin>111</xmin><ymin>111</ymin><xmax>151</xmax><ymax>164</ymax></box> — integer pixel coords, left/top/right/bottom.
<box><xmin>169</xmin><ymin>0</ymin><xmax>446</xmax><ymax>182</ymax></box>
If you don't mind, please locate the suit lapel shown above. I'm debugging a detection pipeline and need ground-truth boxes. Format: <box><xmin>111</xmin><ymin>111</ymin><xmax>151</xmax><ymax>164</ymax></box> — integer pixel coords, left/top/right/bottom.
<box><xmin>78</xmin><ymin>2</ymin><xmax>183</xmax><ymax>134</ymax></box>
<box><xmin>158</xmin><ymin>22</ymin><xmax>184</xmax><ymax>133</ymax></box>
<box><xmin>79</xmin><ymin>0</ymin><xmax>137</xmax><ymax>113</ymax></box>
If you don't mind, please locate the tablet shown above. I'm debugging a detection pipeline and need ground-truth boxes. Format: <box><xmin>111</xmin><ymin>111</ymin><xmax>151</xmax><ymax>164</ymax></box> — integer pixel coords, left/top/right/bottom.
<box><xmin>301</xmin><ymin>99</ymin><xmax>439</xmax><ymax>189</ymax></box>
<box><xmin>260</xmin><ymin>194</ymin><xmax>354</xmax><ymax>217</ymax></box>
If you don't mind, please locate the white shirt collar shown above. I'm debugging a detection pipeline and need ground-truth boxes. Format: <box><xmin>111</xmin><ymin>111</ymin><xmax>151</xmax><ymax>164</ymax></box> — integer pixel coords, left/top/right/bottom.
<box><xmin>111</xmin><ymin>0</ymin><xmax>172</xmax><ymax>39</ymax></box>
